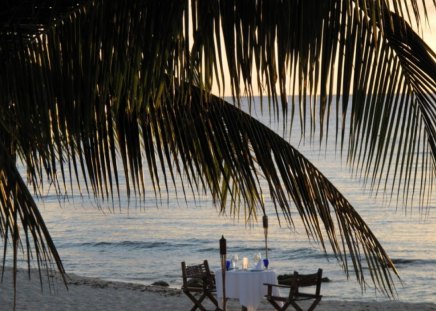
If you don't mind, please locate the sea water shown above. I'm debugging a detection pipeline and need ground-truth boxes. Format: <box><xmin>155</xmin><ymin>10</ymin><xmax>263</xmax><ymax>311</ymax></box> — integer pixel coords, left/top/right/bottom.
<box><xmin>9</xmin><ymin>97</ymin><xmax>436</xmax><ymax>303</ymax></box>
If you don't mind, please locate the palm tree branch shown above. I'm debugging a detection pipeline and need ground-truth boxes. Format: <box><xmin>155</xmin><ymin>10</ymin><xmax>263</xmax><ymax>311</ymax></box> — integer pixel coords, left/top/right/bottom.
<box><xmin>344</xmin><ymin>5</ymin><xmax>436</xmax><ymax>207</ymax></box>
<box><xmin>186</xmin><ymin>0</ymin><xmax>436</xmax><ymax>208</ymax></box>
<box><xmin>0</xmin><ymin>139</ymin><xmax>66</xmax><ymax>301</ymax></box>
<box><xmin>179</xmin><ymin>88</ymin><xmax>399</xmax><ymax>295</ymax></box>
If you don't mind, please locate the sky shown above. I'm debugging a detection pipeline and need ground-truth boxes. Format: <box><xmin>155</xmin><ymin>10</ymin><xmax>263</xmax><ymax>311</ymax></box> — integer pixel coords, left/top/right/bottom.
<box><xmin>417</xmin><ymin>2</ymin><xmax>436</xmax><ymax>51</ymax></box>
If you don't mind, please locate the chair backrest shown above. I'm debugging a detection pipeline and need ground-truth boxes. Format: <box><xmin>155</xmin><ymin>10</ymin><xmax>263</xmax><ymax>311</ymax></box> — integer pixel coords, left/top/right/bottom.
<box><xmin>181</xmin><ymin>260</ymin><xmax>216</xmax><ymax>290</ymax></box>
<box><xmin>289</xmin><ymin>269</ymin><xmax>323</xmax><ymax>296</ymax></box>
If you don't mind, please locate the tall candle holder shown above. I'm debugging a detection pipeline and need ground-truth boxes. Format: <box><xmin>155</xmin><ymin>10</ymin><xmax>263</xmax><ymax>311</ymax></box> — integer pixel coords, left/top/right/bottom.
<box><xmin>219</xmin><ymin>235</ymin><xmax>227</xmax><ymax>311</ymax></box>
<box><xmin>263</xmin><ymin>215</ymin><xmax>269</xmax><ymax>260</ymax></box>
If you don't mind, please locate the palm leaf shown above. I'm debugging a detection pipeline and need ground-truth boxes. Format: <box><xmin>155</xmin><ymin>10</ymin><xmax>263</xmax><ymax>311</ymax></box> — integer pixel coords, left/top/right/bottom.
<box><xmin>0</xmin><ymin>139</ymin><xmax>66</xmax><ymax>308</ymax></box>
<box><xmin>139</xmin><ymin>86</ymin><xmax>400</xmax><ymax>295</ymax></box>
<box><xmin>188</xmin><ymin>0</ymin><xmax>436</xmax><ymax>207</ymax></box>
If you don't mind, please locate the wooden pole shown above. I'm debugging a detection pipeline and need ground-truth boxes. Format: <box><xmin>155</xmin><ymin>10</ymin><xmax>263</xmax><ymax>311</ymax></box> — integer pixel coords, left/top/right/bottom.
<box><xmin>219</xmin><ymin>235</ymin><xmax>227</xmax><ymax>311</ymax></box>
<box><xmin>263</xmin><ymin>215</ymin><xmax>268</xmax><ymax>260</ymax></box>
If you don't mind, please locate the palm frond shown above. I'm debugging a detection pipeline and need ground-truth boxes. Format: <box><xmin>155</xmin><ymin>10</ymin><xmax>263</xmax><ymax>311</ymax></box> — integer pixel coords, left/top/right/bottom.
<box><xmin>0</xmin><ymin>139</ymin><xmax>66</xmax><ymax>308</ymax></box>
<box><xmin>187</xmin><ymin>0</ymin><xmax>436</xmax><ymax>208</ymax></box>
<box><xmin>344</xmin><ymin>4</ymin><xmax>436</xmax><ymax>207</ymax></box>
<box><xmin>178</xmin><ymin>89</ymin><xmax>399</xmax><ymax>296</ymax></box>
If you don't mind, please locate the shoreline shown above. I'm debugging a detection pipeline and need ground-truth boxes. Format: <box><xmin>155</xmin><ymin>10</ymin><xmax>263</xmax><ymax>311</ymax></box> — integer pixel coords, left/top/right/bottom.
<box><xmin>1</xmin><ymin>267</ymin><xmax>435</xmax><ymax>310</ymax></box>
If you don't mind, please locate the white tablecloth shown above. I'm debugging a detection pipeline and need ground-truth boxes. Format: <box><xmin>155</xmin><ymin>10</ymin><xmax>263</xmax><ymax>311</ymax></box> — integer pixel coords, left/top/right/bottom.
<box><xmin>215</xmin><ymin>268</ymin><xmax>279</xmax><ymax>311</ymax></box>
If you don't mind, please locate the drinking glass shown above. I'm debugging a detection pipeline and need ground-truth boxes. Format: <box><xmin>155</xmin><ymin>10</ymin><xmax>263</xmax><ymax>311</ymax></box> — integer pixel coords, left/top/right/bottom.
<box><xmin>232</xmin><ymin>254</ymin><xmax>239</xmax><ymax>269</ymax></box>
<box><xmin>263</xmin><ymin>258</ymin><xmax>269</xmax><ymax>269</ymax></box>
<box><xmin>226</xmin><ymin>259</ymin><xmax>231</xmax><ymax>270</ymax></box>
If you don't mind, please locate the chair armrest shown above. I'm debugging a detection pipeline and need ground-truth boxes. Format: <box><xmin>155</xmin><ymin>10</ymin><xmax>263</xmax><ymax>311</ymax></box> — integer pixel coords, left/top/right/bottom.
<box><xmin>296</xmin><ymin>292</ymin><xmax>323</xmax><ymax>298</ymax></box>
<box><xmin>264</xmin><ymin>283</ymin><xmax>293</xmax><ymax>289</ymax></box>
<box><xmin>264</xmin><ymin>282</ymin><xmax>294</xmax><ymax>297</ymax></box>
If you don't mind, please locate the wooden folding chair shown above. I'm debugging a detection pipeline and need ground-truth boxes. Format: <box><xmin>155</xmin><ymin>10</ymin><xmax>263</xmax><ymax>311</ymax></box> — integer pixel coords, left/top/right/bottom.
<box><xmin>264</xmin><ymin>268</ymin><xmax>323</xmax><ymax>311</ymax></box>
<box><xmin>181</xmin><ymin>260</ymin><xmax>221</xmax><ymax>311</ymax></box>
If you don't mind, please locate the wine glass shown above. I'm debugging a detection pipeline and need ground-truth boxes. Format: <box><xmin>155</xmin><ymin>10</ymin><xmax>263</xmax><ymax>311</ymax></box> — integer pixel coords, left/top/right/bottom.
<box><xmin>254</xmin><ymin>252</ymin><xmax>262</xmax><ymax>263</ymax></box>
<box><xmin>263</xmin><ymin>258</ymin><xmax>269</xmax><ymax>269</ymax></box>
<box><xmin>226</xmin><ymin>259</ymin><xmax>231</xmax><ymax>270</ymax></box>
<box><xmin>232</xmin><ymin>254</ymin><xmax>239</xmax><ymax>269</ymax></box>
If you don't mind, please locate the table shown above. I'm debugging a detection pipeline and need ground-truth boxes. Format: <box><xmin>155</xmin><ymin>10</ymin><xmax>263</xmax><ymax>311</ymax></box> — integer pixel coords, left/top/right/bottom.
<box><xmin>215</xmin><ymin>268</ymin><xmax>279</xmax><ymax>311</ymax></box>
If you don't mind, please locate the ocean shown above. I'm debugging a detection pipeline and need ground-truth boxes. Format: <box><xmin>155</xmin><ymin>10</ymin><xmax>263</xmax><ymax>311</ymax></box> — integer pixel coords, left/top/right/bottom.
<box><xmin>11</xmin><ymin>97</ymin><xmax>436</xmax><ymax>303</ymax></box>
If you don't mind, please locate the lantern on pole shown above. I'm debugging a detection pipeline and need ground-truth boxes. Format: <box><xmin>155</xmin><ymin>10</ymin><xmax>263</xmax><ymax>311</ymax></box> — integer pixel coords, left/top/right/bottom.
<box><xmin>219</xmin><ymin>235</ymin><xmax>227</xmax><ymax>311</ymax></box>
<box><xmin>263</xmin><ymin>215</ymin><xmax>268</xmax><ymax>260</ymax></box>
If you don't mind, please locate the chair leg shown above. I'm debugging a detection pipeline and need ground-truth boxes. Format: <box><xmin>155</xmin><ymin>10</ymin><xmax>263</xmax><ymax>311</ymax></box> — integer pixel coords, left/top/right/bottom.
<box><xmin>267</xmin><ymin>298</ymin><xmax>321</xmax><ymax>311</ymax></box>
<box><xmin>205</xmin><ymin>292</ymin><xmax>219</xmax><ymax>308</ymax></box>
<box><xmin>307</xmin><ymin>297</ymin><xmax>321</xmax><ymax>311</ymax></box>
<box><xmin>289</xmin><ymin>300</ymin><xmax>304</xmax><ymax>311</ymax></box>
<box><xmin>193</xmin><ymin>293</ymin><xmax>208</xmax><ymax>311</ymax></box>
<box><xmin>187</xmin><ymin>291</ymin><xmax>224</xmax><ymax>311</ymax></box>
<box><xmin>267</xmin><ymin>297</ymin><xmax>289</xmax><ymax>311</ymax></box>
<box><xmin>184</xmin><ymin>292</ymin><xmax>207</xmax><ymax>311</ymax></box>
<box><xmin>184</xmin><ymin>289</ymin><xmax>223</xmax><ymax>311</ymax></box>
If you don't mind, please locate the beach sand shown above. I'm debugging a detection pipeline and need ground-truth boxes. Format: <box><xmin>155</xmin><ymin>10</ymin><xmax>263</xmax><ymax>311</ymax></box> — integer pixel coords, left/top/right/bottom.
<box><xmin>0</xmin><ymin>268</ymin><xmax>435</xmax><ymax>310</ymax></box>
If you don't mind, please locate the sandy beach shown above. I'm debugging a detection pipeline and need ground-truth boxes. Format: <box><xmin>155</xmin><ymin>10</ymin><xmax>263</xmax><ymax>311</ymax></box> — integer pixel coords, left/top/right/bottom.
<box><xmin>0</xmin><ymin>267</ymin><xmax>435</xmax><ymax>311</ymax></box>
